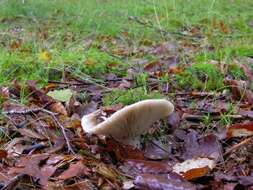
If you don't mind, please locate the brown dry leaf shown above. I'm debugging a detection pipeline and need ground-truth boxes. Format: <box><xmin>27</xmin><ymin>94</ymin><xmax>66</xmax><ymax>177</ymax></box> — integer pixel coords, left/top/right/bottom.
<box><xmin>238</xmin><ymin>110</ymin><xmax>253</xmax><ymax>119</ymax></box>
<box><xmin>0</xmin><ymin>149</ymin><xmax>7</xmax><ymax>159</ymax></box>
<box><xmin>57</xmin><ymin>160</ymin><xmax>90</xmax><ymax>180</ymax></box>
<box><xmin>182</xmin><ymin>133</ymin><xmax>220</xmax><ymax>161</ymax></box>
<box><xmin>46</xmin><ymin>137</ymin><xmax>65</xmax><ymax>153</ymax></box>
<box><xmin>144</xmin><ymin>55</ymin><xmax>180</xmax><ymax>76</ymax></box>
<box><xmin>5</xmin><ymin>137</ymin><xmax>30</xmax><ymax>157</ymax></box>
<box><xmin>121</xmin><ymin>159</ymin><xmax>172</xmax><ymax>176</ymax></box>
<box><xmin>105</xmin><ymin>138</ymin><xmax>145</xmax><ymax>161</ymax></box>
<box><xmin>144</xmin><ymin>61</ymin><xmax>162</xmax><ymax>73</ymax></box>
<box><xmin>64</xmin><ymin>180</ymin><xmax>95</xmax><ymax>190</ymax></box>
<box><xmin>0</xmin><ymin>171</ymin><xmax>10</xmax><ymax>182</ymax></box>
<box><xmin>41</xmin><ymin>165</ymin><xmax>58</xmax><ymax>186</ymax></box>
<box><xmin>27</xmin><ymin>81</ymin><xmax>67</xmax><ymax>115</ymax></box>
<box><xmin>27</xmin><ymin>80</ymin><xmax>54</xmax><ymax>104</ymax></box>
<box><xmin>224</xmin><ymin>79</ymin><xmax>253</xmax><ymax>104</ymax></box>
<box><xmin>144</xmin><ymin>141</ymin><xmax>171</xmax><ymax>160</ymax></box>
<box><xmin>134</xmin><ymin>173</ymin><xmax>196</xmax><ymax>190</ymax></box>
<box><xmin>227</xmin><ymin>122</ymin><xmax>253</xmax><ymax>138</ymax></box>
<box><xmin>18</xmin><ymin>128</ymin><xmax>47</xmax><ymax>140</ymax></box>
<box><xmin>240</xmin><ymin>63</ymin><xmax>253</xmax><ymax>81</ymax></box>
<box><xmin>46</xmin><ymin>154</ymin><xmax>65</xmax><ymax>165</ymax></box>
<box><xmin>14</xmin><ymin>153</ymin><xmax>52</xmax><ymax>185</ymax></box>
<box><xmin>103</xmin><ymin>103</ymin><xmax>124</xmax><ymax>115</ymax></box>
<box><xmin>172</xmin><ymin>157</ymin><xmax>215</xmax><ymax>180</ymax></box>
<box><xmin>167</xmin><ymin>111</ymin><xmax>181</xmax><ymax>129</ymax></box>
<box><xmin>0</xmin><ymin>86</ymin><xmax>10</xmax><ymax>100</ymax></box>
<box><xmin>50</xmin><ymin>102</ymin><xmax>68</xmax><ymax>116</ymax></box>
<box><xmin>10</xmin><ymin>40</ymin><xmax>22</xmax><ymax>50</ymax></box>
<box><xmin>153</xmin><ymin>41</ymin><xmax>178</xmax><ymax>55</ymax></box>
<box><xmin>60</xmin><ymin>115</ymin><xmax>81</xmax><ymax>129</ymax></box>
<box><xmin>219</xmin><ymin>21</ymin><xmax>230</xmax><ymax>34</ymax></box>
<box><xmin>95</xmin><ymin>163</ymin><xmax>120</xmax><ymax>181</ymax></box>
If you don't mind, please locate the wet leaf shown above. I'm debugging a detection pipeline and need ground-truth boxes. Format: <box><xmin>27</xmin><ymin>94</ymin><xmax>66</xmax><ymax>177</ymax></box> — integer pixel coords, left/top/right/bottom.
<box><xmin>134</xmin><ymin>173</ymin><xmax>196</xmax><ymax>190</ymax></box>
<box><xmin>182</xmin><ymin>133</ymin><xmax>221</xmax><ymax>161</ymax></box>
<box><xmin>122</xmin><ymin>159</ymin><xmax>172</xmax><ymax>176</ymax></box>
<box><xmin>144</xmin><ymin>141</ymin><xmax>171</xmax><ymax>160</ymax></box>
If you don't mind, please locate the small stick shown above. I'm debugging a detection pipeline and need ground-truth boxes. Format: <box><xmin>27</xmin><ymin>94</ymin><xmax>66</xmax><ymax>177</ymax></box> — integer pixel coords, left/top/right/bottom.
<box><xmin>42</xmin><ymin>109</ymin><xmax>75</xmax><ymax>154</ymax></box>
<box><xmin>224</xmin><ymin>137</ymin><xmax>253</xmax><ymax>156</ymax></box>
<box><xmin>47</xmin><ymin>80</ymin><xmax>85</xmax><ymax>86</ymax></box>
<box><xmin>1</xmin><ymin>174</ymin><xmax>26</xmax><ymax>190</ymax></box>
<box><xmin>3</xmin><ymin>108</ymin><xmax>75</xmax><ymax>154</ymax></box>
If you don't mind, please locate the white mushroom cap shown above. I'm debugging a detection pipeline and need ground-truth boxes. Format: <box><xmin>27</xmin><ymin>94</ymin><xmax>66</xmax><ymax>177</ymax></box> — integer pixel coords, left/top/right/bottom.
<box><xmin>81</xmin><ymin>99</ymin><xmax>174</xmax><ymax>146</ymax></box>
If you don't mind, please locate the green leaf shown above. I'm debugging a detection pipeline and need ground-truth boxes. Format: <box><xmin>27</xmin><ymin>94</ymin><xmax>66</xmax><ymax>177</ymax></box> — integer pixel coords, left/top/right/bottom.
<box><xmin>47</xmin><ymin>89</ymin><xmax>73</xmax><ymax>102</ymax></box>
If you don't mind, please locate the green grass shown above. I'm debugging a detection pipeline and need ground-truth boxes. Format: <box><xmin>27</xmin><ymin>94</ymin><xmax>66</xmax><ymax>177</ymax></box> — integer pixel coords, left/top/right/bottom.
<box><xmin>103</xmin><ymin>87</ymin><xmax>162</xmax><ymax>106</ymax></box>
<box><xmin>176</xmin><ymin>63</ymin><xmax>224</xmax><ymax>91</ymax></box>
<box><xmin>0</xmin><ymin>0</ymin><xmax>252</xmax><ymax>90</ymax></box>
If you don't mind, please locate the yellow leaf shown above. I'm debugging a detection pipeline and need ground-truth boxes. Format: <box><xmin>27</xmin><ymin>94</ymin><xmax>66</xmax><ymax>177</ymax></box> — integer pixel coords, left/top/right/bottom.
<box><xmin>39</xmin><ymin>51</ymin><xmax>51</xmax><ymax>62</ymax></box>
<box><xmin>86</xmin><ymin>58</ymin><xmax>96</xmax><ymax>66</ymax></box>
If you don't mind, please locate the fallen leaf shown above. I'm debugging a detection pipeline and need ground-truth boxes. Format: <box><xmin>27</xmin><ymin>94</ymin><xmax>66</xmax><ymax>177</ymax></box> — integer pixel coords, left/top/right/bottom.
<box><xmin>57</xmin><ymin>160</ymin><xmax>90</xmax><ymax>180</ymax></box>
<box><xmin>121</xmin><ymin>159</ymin><xmax>172</xmax><ymax>176</ymax></box>
<box><xmin>182</xmin><ymin>133</ymin><xmax>221</xmax><ymax>161</ymax></box>
<box><xmin>0</xmin><ymin>149</ymin><xmax>7</xmax><ymax>159</ymax></box>
<box><xmin>172</xmin><ymin>157</ymin><xmax>215</xmax><ymax>180</ymax></box>
<box><xmin>240</xmin><ymin>63</ymin><xmax>253</xmax><ymax>81</ymax></box>
<box><xmin>227</xmin><ymin>122</ymin><xmax>253</xmax><ymax>138</ymax></box>
<box><xmin>224</xmin><ymin>79</ymin><xmax>253</xmax><ymax>103</ymax></box>
<box><xmin>144</xmin><ymin>141</ymin><xmax>171</xmax><ymax>160</ymax></box>
<box><xmin>18</xmin><ymin>128</ymin><xmax>47</xmax><ymax>140</ymax></box>
<box><xmin>39</xmin><ymin>51</ymin><xmax>52</xmax><ymax>62</ymax></box>
<box><xmin>47</xmin><ymin>89</ymin><xmax>73</xmax><ymax>102</ymax></box>
<box><xmin>219</xmin><ymin>21</ymin><xmax>230</xmax><ymax>34</ymax></box>
<box><xmin>134</xmin><ymin>173</ymin><xmax>196</xmax><ymax>190</ymax></box>
<box><xmin>95</xmin><ymin>163</ymin><xmax>120</xmax><ymax>181</ymax></box>
<box><xmin>50</xmin><ymin>102</ymin><xmax>68</xmax><ymax>116</ymax></box>
<box><xmin>64</xmin><ymin>180</ymin><xmax>95</xmax><ymax>190</ymax></box>
<box><xmin>105</xmin><ymin>138</ymin><xmax>145</xmax><ymax>161</ymax></box>
<box><xmin>14</xmin><ymin>153</ymin><xmax>52</xmax><ymax>185</ymax></box>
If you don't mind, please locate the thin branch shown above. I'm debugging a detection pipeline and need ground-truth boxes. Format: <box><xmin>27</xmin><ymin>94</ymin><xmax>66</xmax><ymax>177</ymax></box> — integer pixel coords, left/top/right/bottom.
<box><xmin>1</xmin><ymin>174</ymin><xmax>26</xmax><ymax>190</ymax></box>
<box><xmin>224</xmin><ymin>137</ymin><xmax>253</xmax><ymax>156</ymax></box>
<box><xmin>3</xmin><ymin>108</ymin><xmax>75</xmax><ymax>154</ymax></box>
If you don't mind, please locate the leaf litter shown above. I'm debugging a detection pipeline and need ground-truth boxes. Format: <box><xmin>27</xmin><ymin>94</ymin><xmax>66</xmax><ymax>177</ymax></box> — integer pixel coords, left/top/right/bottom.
<box><xmin>1</xmin><ymin>32</ymin><xmax>253</xmax><ymax>190</ymax></box>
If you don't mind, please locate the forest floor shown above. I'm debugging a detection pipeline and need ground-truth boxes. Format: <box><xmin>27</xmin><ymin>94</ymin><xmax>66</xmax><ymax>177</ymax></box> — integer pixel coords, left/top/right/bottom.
<box><xmin>0</xmin><ymin>1</ymin><xmax>253</xmax><ymax>189</ymax></box>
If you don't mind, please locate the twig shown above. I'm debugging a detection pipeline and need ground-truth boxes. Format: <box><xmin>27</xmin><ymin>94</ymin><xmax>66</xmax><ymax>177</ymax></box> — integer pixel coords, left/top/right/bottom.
<box><xmin>42</xmin><ymin>109</ymin><xmax>75</xmax><ymax>154</ymax></box>
<box><xmin>224</xmin><ymin>137</ymin><xmax>253</xmax><ymax>156</ymax></box>
<box><xmin>47</xmin><ymin>80</ymin><xmax>86</xmax><ymax>86</ymax></box>
<box><xmin>3</xmin><ymin>108</ymin><xmax>75</xmax><ymax>154</ymax></box>
<box><xmin>1</xmin><ymin>174</ymin><xmax>26</xmax><ymax>190</ymax></box>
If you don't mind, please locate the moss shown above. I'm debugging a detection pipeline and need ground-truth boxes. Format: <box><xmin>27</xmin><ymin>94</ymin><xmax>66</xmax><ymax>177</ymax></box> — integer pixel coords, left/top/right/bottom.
<box><xmin>81</xmin><ymin>47</ymin><xmax>125</xmax><ymax>76</ymax></box>
<box><xmin>103</xmin><ymin>87</ymin><xmax>162</xmax><ymax>106</ymax></box>
<box><xmin>176</xmin><ymin>63</ymin><xmax>224</xmax><ymax>91</ymax></box>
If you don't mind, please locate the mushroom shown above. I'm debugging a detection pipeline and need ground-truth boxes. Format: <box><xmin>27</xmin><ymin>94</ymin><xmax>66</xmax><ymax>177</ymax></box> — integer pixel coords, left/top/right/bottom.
<box><xmin>81</xmin><ymin>99</ymin><xmax>174</xmax><ymax>147</ymax></box>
